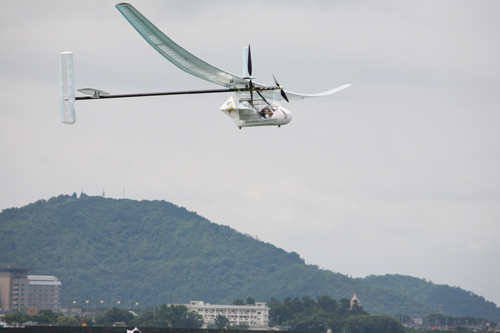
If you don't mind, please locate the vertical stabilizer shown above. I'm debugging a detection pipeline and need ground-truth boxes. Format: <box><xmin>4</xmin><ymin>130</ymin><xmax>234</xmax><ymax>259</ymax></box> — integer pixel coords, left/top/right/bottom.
<box><xmin>59</xmin><ymin>51</ymin><xmax>76</xmax><ymax>124</ymax></box>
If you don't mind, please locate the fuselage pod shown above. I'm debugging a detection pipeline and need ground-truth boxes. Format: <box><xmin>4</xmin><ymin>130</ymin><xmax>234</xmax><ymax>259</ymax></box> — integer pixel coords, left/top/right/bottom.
<box><xmin>238</xmin><ymin>106</ymin><xmax>292</xmax><ymax>128</ymax></box>
<box><xmin>219</xmin><ymin>96</ymin><xmax>292</xmax><ymax>128</ymax></box>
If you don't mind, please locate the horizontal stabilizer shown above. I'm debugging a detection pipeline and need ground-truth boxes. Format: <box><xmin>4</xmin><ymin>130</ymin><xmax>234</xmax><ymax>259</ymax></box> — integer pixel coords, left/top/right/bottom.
<box><xmin>78</xmin><ymin>88</ymin><xmax>110</xmax><ymax>98</ymax></box>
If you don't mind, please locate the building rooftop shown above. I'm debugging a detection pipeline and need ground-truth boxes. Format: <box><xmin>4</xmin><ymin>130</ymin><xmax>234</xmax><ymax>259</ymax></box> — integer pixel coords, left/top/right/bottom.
<box><xmin>189</xmin><ymin>301</ymin><xmax>268</xmax><ymax>308</ymax></box>
<box><xmin>28</xmin><ymin>275</ymin><xmax>62</xmax><ymax>286</ymax></box>
<box><xmin>0</xmin><ymin>263</ymin><xmax>31</xmax><ymax>272</ymax></box>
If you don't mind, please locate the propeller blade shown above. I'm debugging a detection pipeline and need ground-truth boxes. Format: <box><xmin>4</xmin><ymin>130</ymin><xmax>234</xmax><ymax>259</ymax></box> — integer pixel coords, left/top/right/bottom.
<box><xmin>247</xmin><ymin>45</ymin><xmax>252</xmax><ymax>77</ymax></box>
<box><xmin>249</xmin><ymin>79</ymin><xmax>254</xmax><ymax>103</ymax></box>
<box><xmin>273</xmin><ymin>74</ymin><xmax>279</xmax><ymax>87</ymax></box>
<box><xmin>281</xmin><ymin>89</ymin><xmax>289</xmax><ymax>103</ymax></box>
<box><xmin>273</xmin><ymin>74</ymin><xmax>289</xmax><ymax>103</ymax></box>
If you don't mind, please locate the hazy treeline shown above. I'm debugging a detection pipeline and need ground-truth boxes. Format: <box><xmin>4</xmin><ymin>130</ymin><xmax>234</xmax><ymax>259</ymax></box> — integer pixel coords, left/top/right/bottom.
<box><xmin>267</xmin><ymin>295</ymin><xmax>402</xmax><ymax>333</ymax></box>
<box><xmin>2</xmin><ymin>298</ymin><xmax>496</xmax><ymax>332</ymax></box>
<box><xmin>2</xmin><ymin>305</ymin><xmax>202</xmax><ymax>328</ymax></box>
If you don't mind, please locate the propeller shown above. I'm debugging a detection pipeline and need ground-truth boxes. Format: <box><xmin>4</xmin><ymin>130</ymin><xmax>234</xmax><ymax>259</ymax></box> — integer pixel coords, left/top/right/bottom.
<box><xmin>247</xmin><ymin>45</ymin><xmax>252</xmax><ymax>77</ymax></box>
<box><xmin>247</xmin><ymin>45</ymin><xmax>254</xmax><ymax>104</ymax></box>
<box><xmin>246</xmin><ymin>45</ymin><xmax>287</xmax><ymax>108</ymax></box>
<box><xmin>273</xmin><ymin>74</ymin><xmax>289</xmax><ymax>103</ymax></box>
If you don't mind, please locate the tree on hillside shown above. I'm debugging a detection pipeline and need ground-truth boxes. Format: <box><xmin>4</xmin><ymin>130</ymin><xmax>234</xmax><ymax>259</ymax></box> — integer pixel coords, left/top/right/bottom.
<box><xmin>343</xmin><ymin>315</ymin><xmax>404</xmax><ymax>333</ymax></box>
<box><xmin>2</xmin><ymin>310</ymin><xmax>66</xmax><ymax>326</ymax></box>
<box><xmin>292</xmin><ymin>311</ymin><xmax>343</xmax><ymax>332</ymax></box>
<box><xmin>338</xmin><ymin>298</ymin><xmax>351</xmax><ymax>317</ymax></box>
<box><xmin>351</xmin><ymin>300</ymin><xmax>368</xmax><ymax>316</ymax></box>
<box><xmin>55</xmin><ymin>315</ymin><xmax>80</xmax><ymax>326</ymax></box>
<box><xmin>231</xmin><ymin>323</ymin><xmax>250</xmax><ymax>330</ymax></box>
<box><xmin>36</xmin><ymin>309</ymin><xmax>61</xmax><ymax>325</ymax></box>
<box><xmin>214</xmin><ymin>314</ymin><xmax>230</xmax><ymax>329</ymax></box>
<box><xmin>296</xmin><ymin>296</ymin><xmax>314</xmax><ymax>312</ymax></box>
<box><xmin>129</xmin><ymin>310</ymin><xmax>155</xmax><ymax>327</ymax></box>
<box><xmin>98</xmin><ymin>307</ymin><xmax>134</xmax><ymax>325</ymax></box>
<box><xmin>154</xmin><ymin>304</ymin><xmax>203</xmax><ymax>328</ymax></box>
<box><xmin>246</xmin><ymin>296</ymin><xmax>255</xmax><ymax>305</ymax></box>
<box><xmin>34</xmin><ymin>313</ymin><xmax>53</xmax><ymax>325</ymax></box>
<box><xmin>317</xmin><ymin>295</ymin><xmax>338</xmax><ymax>313</ymax></box>
<box><xmin>285</xmin><ymin>297</ymin><xmax>304</xmax><ymax>314</ymax></box>
<box><xmin>3</xmin><ymin>312</ymin><xmax>25</xmax><ymax>326</ymax></box>
<box><xmin>233</xmin><ymin>299</ymin><xmax>245</xmax><ymax>305</ymax></box>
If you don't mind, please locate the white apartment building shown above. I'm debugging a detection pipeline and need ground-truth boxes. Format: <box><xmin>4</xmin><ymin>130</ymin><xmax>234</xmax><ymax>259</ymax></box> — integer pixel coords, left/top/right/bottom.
<box><xmin>27</xmin><ymin>275</ymin><xmax>62</xmax><ymax>312</ymax></box>
<box><xmin>187</xmin><ymin>301</ymin><xmax>269</xmax><ymax>330</ymax></box>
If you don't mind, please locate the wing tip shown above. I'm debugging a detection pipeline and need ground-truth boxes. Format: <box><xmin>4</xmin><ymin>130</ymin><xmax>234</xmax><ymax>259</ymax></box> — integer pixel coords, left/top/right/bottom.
<box><xmin>286</xmin><ymin>84</ymin><xmax>352</xmax><ymax>99</ymax></box>
<box><xmin>116</xmin><ymin>2</ymin><xmax>131</xmax><ymax>8</ymax></box>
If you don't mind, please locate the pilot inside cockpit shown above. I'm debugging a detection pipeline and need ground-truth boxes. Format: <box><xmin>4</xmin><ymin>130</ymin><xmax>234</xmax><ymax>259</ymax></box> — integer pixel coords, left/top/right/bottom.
<box><xmin>259</xmin><ymin>106</ymin><xmax>274</xmax><ymax>118</ymax></box>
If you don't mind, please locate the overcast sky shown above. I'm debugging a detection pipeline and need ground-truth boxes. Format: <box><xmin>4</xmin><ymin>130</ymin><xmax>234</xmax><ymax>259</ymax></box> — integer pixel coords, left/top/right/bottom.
<box><xmin>1</xmin><ymin>1</ymin><xmax>499</xmax><ymax>307</ymax></box>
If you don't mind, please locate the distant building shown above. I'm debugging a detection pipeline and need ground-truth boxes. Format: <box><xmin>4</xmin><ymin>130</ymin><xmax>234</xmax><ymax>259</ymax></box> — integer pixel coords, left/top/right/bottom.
<box><xmin>26</xmin><ymin>275</ymin><xmax>62</xmax><ymax>312</ymax></box>
<box><xmin>0</xmin><ymin>263</ymin><xmax>30</xmax><ymax>311</ymax></box>
<box><xmin>414</xmin><ymin>318</ymin><xmax>423</xmax><ymax>325</ymax></box>
<box><xmin>187</xmin><ymin>300</ymin><xmax>269</xmax><ymax>330</ymax></box>
<box><xmin>0</xmin><ymin>263</ymin><xmax>61</xmax><ymax>313</ymax></box>
<box><xmin>113</xmin><ymin>322</ymin><xmax>127</xmax><ymax>327</ymax></box>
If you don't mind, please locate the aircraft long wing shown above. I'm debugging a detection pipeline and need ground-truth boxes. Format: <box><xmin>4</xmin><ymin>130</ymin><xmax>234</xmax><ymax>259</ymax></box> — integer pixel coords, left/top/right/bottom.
<box><xmin>116</xmin><ymin>3</ymin><xmax>248</xmax><ymax>89</ymax></box>
<box><xmin>116</xmin><ymin>3</ymin><xmax>350</xmax><ymax>100</ymax></box>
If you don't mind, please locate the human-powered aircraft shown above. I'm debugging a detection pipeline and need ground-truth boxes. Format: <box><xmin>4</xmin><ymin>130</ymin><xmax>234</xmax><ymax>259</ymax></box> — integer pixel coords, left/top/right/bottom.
<box><xmin>59</xmin><ymin>3</ymin><xmax>351</xmax><ymax>129</ymax></box>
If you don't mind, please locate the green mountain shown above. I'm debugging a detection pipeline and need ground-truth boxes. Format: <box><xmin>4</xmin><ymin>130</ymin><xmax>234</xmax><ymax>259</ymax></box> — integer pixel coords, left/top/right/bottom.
<box><xmin>1</xmin><ymin>194</ymin><xmax>499</xmax><ymax>321</ymax></box>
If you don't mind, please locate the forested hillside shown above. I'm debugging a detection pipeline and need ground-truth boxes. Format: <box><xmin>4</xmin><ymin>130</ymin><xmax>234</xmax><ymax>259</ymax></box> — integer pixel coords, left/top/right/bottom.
<box><xmin>1</xmin><ymin>194</ymin><xmax>499</xmax><ymax>321</ymax></box>
<box><xmin>360</xmin><ymin>275</ymin><xmax>500</xmax><ymax>320</ymax></box>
